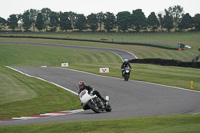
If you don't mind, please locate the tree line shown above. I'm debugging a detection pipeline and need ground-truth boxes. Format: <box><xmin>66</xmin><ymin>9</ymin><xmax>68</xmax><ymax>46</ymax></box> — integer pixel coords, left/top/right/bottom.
<box><xmin>0</xmin><ymin>5</ymin><xmax>200</xmax><ymax>32</ymax></box>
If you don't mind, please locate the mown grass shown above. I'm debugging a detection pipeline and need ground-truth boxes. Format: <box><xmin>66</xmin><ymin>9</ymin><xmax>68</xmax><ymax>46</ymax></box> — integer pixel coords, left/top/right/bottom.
<box><xmin>0</xmin><ymin>66</ymin><xmax>81</xmax><ymax>119</ymax></box>
<box><xmin>1</xmin><ymin>114</ymin><xmax>200</xmax><ymax>133</ymax></box>
<box><xmin>0</xmin><ymin>36</ymin><xmax>199</xmax><ymax>62</ymax></box>
<box><xmin>1</xmin><ymin>32</ymin><xmax>200</xmax><ymax>49</ymax></box>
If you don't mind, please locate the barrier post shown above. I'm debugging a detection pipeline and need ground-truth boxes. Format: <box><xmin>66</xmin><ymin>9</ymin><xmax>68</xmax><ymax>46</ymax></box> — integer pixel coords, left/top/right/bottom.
<box><xmin>191</xmin><ymin>80</ymin><xmax>194</xmax><ymax>89</ymax></box>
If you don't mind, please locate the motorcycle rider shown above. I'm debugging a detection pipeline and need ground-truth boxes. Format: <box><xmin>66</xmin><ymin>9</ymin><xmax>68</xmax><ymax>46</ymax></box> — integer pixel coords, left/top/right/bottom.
<box><xmin>121</xmin><ymin>59</ymin><xmax>132</xmax><ymax>77</ymax></box>
<box><xmin>78</xmin><ymin>81</ymin><xmax>107</xmax><ymax>105</ymax></box>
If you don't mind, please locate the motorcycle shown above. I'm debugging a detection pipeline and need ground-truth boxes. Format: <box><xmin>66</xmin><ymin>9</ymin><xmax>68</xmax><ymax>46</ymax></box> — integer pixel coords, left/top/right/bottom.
<box><xmin>122</xmin><ymin>67</ymin><xmax>131</xmax><ymax>81</ymax></box>
<box><xmin>79</xmin><ymin>90</ymin><xmax>112</xmax><ymax>113</ymax></box>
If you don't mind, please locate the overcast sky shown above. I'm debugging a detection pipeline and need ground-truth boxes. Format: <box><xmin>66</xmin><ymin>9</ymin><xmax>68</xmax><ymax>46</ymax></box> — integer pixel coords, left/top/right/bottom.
<box><xmin>1</xmin><ymin>0</ymin><xmax>200</xmax><ymax>19</ymax></box>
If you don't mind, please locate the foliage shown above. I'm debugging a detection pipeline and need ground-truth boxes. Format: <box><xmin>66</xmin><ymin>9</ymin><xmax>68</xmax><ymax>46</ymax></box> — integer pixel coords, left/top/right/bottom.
<box><xmin>178</xmin><ymin>13</ymin><xmax>193</xmax><ymax>31</ymax></box>
<box><xmin>163</xmin><ymin>10</ymin><xmax>174</xmax><ymax>32</ymax></box>
<box><xmin>87</xmin><ymin>13</ymin><xmax>98</xmax><ymax>32</ymax></box>
<box><xmin>167</xmin><ymin>5</ymin><xmax>184</xmax><ymax>31</ymax></box>
<box><xmin>41</xmin><ymin>8</ymin><xmax>52</xmax><ymax>31</ymax></box>
<box><xmin>7</xmin><ymin>14</ymin><xmax>18</xmax><ymax>31</ymax></box>
<box><xmin>103</xmin><ymin>12</ymin><xmax>116</xmax><ymax>32</ymax></box>
<box><xmin>35</xmin><ymin>13</ymin><xmax>45</xmax><ymax>31</ymax></box>
<box><xmin>131</xmin><ymin>9</ymin><xmax>147</xmax><ymax>32</ymax></box>
<box><xmin>1</xmin><ymin>5</ymin><xmax>200</xmax><ymax>32</ymax></box>
<box><xmin>75</xmin><ymin>14</ymin><xmax>87</xmax><ymax>31</ymax></box>
<box><xmin>22</xmin><ymin>10</ymin><xmax>32</xmax><ymax>31</ymax></box>
<box><xmin>193</xmin><ymin>14</ymin><xmax>200</xmax><ymax>30</ymax></box>
<box><xmin>0</xmin><ymin>17</ymin><xmax>6</xmax><ymax>30</ymax></box>
<box><xmin>59</xmin><ymin>12</ymin><xmax>72</xmax><ymax>31</ymax></box>
<box><xmin>49</xmin><ymin>12</ymin><xmax>59</xmax><ymax>32</ymax></box>
<box><xmin>117</xmin><ymin>11</ymin><xmax>131</xmax><ymax>32</ymax></box>
<box><xmin>97</xmin><ymin>11</ymin><xmax>105</xmax><ymax>31</ymax></box>
<box><xmin>147</xmin><ymin>12</ymin><xmax>159</xmax><ymax>31</ymax></box>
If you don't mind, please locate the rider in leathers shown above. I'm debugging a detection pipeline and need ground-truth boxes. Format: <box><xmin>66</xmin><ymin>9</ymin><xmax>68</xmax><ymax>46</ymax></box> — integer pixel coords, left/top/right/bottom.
<box><xmin>121</xmin><ymin>59</ymin><xmax>132</xmax><ymax>77</ymax></box>
<box><xmin>78</xmin><ymin>81</ymin><xmax>107</xmax><ymax>110</ymax></box>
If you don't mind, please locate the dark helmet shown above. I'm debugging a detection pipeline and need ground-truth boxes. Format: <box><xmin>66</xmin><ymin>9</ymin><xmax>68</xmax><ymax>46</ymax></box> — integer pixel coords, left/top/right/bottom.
<box><xmin>79</xmin><ymin>81</ymin><xmax>85</xmax><ymax>90</ymax></box>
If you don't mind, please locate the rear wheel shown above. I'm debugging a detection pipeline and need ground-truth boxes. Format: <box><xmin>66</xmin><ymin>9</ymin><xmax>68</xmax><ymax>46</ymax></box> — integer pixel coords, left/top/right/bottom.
<box><xmin>88</xmin><ymin>100</ymin><xmax>101</xmax><ymax>113</ymax></box>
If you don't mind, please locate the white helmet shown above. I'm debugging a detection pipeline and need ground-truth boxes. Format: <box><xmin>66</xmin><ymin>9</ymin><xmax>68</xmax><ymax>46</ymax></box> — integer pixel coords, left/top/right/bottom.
<box><xmin>124</xmin><ymin>59</ymin><xmax>128</xmax><ymax>62</ymax></box>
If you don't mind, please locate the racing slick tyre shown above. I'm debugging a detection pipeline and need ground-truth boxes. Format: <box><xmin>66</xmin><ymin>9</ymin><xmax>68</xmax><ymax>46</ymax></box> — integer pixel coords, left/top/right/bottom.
<box><xmin>88</xmin><ymin>100</ymin><xmax>101</xmax><ymax>113</ymax></box>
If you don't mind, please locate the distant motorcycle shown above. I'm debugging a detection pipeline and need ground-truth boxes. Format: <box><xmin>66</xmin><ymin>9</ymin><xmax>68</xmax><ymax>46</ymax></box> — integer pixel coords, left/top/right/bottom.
<box><xmin>79</xmin><ymin>90</ymin><xmax>112</xmax><ymax>113</ymax></box>
<box><xmin>122</xmin><ymin>67</ymin><xmax>131</xmax><ymax>81</ymax></box>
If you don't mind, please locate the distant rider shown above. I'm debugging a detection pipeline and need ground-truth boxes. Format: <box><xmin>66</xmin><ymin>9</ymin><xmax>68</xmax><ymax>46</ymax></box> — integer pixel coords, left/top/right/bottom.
<box><xmin>78</xmin><ymin>81</ymin><xmax>107</xmax><ymax>105</ymax></box>
<box><xmin>121</xmin><ymin>59</ymin><xmax>132</xmax><ymax>77</ymax></box>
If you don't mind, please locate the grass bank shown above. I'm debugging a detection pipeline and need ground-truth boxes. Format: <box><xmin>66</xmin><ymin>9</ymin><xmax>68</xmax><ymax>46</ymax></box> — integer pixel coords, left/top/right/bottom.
<box><xmin>1</xmin><ymin>114</ymin><xmax>200</xmax><ymax>133</ymax></box>
<box><xmin>0</xmin><ymin>66</ymin><xmax>81</xmax><ymax>119</ymax></box>
<box><xmin>0</xmin><ymin>36</ymin><xmax>199</xmax><ymax>62</ymax></box>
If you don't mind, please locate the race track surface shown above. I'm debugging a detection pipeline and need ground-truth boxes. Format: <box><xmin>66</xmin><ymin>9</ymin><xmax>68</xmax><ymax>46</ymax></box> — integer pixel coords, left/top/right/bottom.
<box><xmin>1</xmin><ymin>66</ymin><xmax>200</xmax><ymax>126</ymax></box>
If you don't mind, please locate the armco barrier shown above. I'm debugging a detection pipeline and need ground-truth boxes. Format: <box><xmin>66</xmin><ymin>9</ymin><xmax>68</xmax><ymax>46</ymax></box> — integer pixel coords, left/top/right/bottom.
<box><xmin>129</xmin><ymin>58</ymin><xmax>200</xmax><ymax>68</ymax></box>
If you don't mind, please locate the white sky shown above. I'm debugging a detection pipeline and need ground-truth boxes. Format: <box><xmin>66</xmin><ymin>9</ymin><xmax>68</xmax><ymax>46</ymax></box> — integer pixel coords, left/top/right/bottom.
<box><xmin>0</xmin><ymin>0</ymin><xmax>200</xmax><ymax>19</ymax></box>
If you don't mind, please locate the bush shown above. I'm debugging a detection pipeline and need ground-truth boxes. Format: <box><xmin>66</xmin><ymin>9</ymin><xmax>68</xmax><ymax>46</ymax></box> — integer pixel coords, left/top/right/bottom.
<box><xmin>129</xmin><ymin>58</ymin><xmax>200</xmax><ymax>68</ymax></box>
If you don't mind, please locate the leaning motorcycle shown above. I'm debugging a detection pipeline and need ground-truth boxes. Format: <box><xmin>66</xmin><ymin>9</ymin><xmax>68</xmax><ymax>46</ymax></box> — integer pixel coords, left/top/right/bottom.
<box><xmin>122</xmin><ymin>67</ymin><xmax>131</xmax><ymax>81</ymax></box>
<box><xmin>79</xmin><ymin>90</ymin><xmax>112</xmax><ymax>113</ymax></box>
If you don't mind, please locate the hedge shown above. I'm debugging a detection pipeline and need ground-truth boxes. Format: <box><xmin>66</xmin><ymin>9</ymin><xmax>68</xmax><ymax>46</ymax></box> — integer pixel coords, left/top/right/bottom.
<box><xmin>129</xmin><ymin>58</ymin><xmax>200</xmax><ymax>68</ymax></box>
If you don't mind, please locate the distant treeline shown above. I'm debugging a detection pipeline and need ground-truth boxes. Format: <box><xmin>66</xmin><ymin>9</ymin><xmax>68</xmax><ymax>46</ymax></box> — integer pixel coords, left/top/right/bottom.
<box><xmin>0</xmin><ymin>5</ymin><xmax>200</xmax><ymax>32</ymax></box>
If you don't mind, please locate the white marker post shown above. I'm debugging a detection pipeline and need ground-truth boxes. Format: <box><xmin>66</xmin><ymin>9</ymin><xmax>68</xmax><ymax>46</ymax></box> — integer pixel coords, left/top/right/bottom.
<box><xmin>99</xmin><ymin>68</ymin><xmax>109</xmax><ymax>73</ymax></box>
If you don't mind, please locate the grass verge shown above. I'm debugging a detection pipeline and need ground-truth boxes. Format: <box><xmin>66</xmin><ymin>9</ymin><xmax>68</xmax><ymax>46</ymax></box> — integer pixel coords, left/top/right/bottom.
<box><xmin>1</xmin><ymin>114</ymin><xmax>200</xmax><ymax>133</ymax></box>
<box><xmin>0</xmin><ymin>66</ymin><xmax>81</xmax><ymax>119</ymax></box>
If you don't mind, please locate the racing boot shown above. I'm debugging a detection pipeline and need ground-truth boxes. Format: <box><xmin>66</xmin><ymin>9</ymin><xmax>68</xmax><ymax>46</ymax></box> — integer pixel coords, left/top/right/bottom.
<box><xmin>101</xmin><ymin>97</ymin><xmax>108</xmax><ymax>106</ymax></box>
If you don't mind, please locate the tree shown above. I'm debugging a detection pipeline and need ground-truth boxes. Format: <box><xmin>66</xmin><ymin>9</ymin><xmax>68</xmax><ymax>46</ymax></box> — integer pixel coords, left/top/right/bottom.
<box><xmin>103</xmin><ymin>12</ymin><xmax>115</xmax><ymax>32</ymax></box>
<box><xmin>0</xmin><ymin>17</ymin><xmax>7</xmax><ymax>31</ymax></box>
<box><xmin>167</xmin><ymin>5</ymin><xmax>184</xmax><ymax>31</ymax></box>
<box><xmin>117</xmin><ymin>11</ymin><xmax>131</xmax><ymax>32</ymax></box>
<box><xmin>59</xmin><ymin>12</ymin><xmax>72</xmax><ymax>31</ymax></box>
<box><xmin>97</xmin><ymin>12</ymin><xmax>105</xmax><ymax>31</ymax></box>
<box><xmin>68</xmin><ymin>11</ymin><xmax>77</xmax><ymax>31</ymax></box>
<box><xmin>17</xmin><ymin>14</ymin><xmax>23</xmax><ymax>31</ymax></box>
<box><xmin>87</xmin><ymin>13</ymin><xmax>98</xmax><ymax>32</ymax></box>
<box><xmin>22</xmin><ymin>10</ymin><xmax>32</xmax><ymax>31</ymax></box>
<box><xmin>147</xmin><ymin>12</ymin><xmax>159</xmax><ymax>31</ymax></box>
<box><xmin>131</xmin><ymin>9</ymin><xmax>147</xmax><ymax>32</ymax></box>
<box><xmin>74</xmin><ymin>14</ymin><xmax>86</xmax><ymax>31</ymax></box>
<box><xmin>158</xmin><ymin>13</ymin><xmax>164</xmax><ymax>32</ymax></box>
<box><xmin>178</xmin><ymin>13</ymin><xmax>193</xmax><ymax>31</ymax></box>
<box><xmin>193</xmin><ymin>14</ymin><xmax>200</xmax><ymax>31</ymax></box>
<box><xmin>7</xmin><ymin>14</ymin><xmax>18</xmax><ymax>31</ymax></box>
<box><xmin>163</xmin><ymin>10</ymin><xmax>174</xmax><ymax>32</ymax></box>
<box><xmin>49</xmin><ymin>11</ymin><xmax>59</xmax><ymax>31</ymax></box>
<box><xmin>35</xmin><ymin>13</ymin><xmax>44</xmax><ymax>31</ymax></box>
<box><xmin>29</xmin><ymin>9</ymin><xmax>39</xmax><ymax>31</ymax></box>
<box><xmin>41</xmin><ymin>8</ymin><xmax>51</xmax><ymax>31</ymax></box>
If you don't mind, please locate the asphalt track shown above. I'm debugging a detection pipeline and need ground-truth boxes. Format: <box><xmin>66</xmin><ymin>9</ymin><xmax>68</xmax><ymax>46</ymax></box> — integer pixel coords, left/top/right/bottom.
<box><xmin>1</xmin><ymin>66</ymin><xmax>200</xmax><ymax>126</ymax></box>
<box><xmin>1</xmin><ymin>41</ymin><xmax>200</xmax><ymax>126</ymax></box>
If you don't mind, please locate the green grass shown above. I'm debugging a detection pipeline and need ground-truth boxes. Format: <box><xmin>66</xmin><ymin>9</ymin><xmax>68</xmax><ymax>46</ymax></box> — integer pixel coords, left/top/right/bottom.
<box><xmin>1</xmin><ymin>32</ymin><xmax>200</xmax><ymax>49</ymax></box>
<box><xmin>0</xmin><ymin>66</ymin><xmax>81</xmax><ymax>119</ymax></box>
<box><xmin>1</xmin><ymin>114</ymin><xmax>200</xmax><ymax>133</ymax></box>
<box><xmin>1</xmin><ymin>33</ymin><xmax>200</xmax><ymax>62</ymax></box>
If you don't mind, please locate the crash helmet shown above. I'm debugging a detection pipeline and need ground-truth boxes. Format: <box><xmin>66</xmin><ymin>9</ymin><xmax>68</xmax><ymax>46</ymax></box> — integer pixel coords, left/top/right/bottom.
<box><xmin>79</xmin><ymin>81</ymin><xmax>85</xmax><ymax>90</ymax></box>
<box><xmin>124</xmin><ymin>59</ymin><xmax>128</xmax><ymax>63</ymax></box>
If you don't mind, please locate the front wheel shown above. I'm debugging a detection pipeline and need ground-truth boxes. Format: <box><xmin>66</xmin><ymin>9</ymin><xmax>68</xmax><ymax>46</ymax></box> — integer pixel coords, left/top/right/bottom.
<box><xmin>88</xmin><ymin>100</ymin><xmax>101</xmax><ymax>113</ymax></box>
<box><xmin>105</xmin><ymin>104</ymin><xmax>112</xmax><ymax>112</ymax></box>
